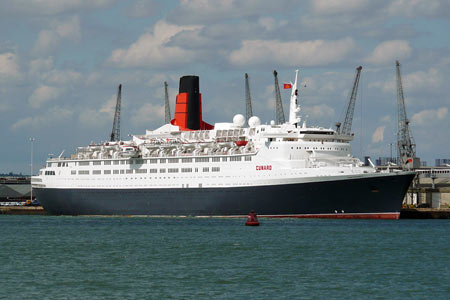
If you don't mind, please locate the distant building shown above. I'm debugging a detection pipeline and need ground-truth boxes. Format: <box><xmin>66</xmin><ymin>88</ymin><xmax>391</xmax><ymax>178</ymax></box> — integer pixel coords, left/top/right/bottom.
<box><xmin>0</xmin><ymin>177</ymin><xmax>31</xmax><ymax>201</ymax></box>
<box><xmin>421</xmin><ymin>161</ymin><xmax>427</xmax><ymax>167</ymax></box>
<box><xmin>435</xmin><ymin>159</ymin><xmax>450</xmax><ymax>167</ymax></box>
<box><xmin>375</xmin><ymin>157</ymin><xmax>397</xmax><ymax>166</ymax></box>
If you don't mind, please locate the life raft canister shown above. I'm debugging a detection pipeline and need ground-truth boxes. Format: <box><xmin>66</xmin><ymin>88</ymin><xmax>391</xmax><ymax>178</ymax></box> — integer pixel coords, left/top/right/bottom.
<box><xmin>245</xmin><ymin>211</ymin><xmax>260</xmax><ymax>226</ymax></box>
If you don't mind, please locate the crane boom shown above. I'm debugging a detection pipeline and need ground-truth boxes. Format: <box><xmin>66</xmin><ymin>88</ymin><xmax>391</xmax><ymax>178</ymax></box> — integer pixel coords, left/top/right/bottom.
<box><xmin>164</xmin><ymin>81</ymin><xmax>171</xmax><ymax>124</ymax></box>
<box><xmin>110</xmin><ymin>84</ymin><xmax>122</xmax><ymax>142</ymax></box>
<box><xmin>273</xmin><ymin>70</ymin><xmax>285</xmax><ymax>124</ymax></box>
<box><xmin>396</xmin><ymin>60</ymin><xmax>416</xmax><ymax>168</ymax></box>
<box><xmin>341</xmin><ymin>66</ymin><xmax>362</xmax><ymax>135</ymax></box>
<box><xmin>245</xmin><ymin>73</ymin><xmax>253</xmax><ymax>121</ymax></box>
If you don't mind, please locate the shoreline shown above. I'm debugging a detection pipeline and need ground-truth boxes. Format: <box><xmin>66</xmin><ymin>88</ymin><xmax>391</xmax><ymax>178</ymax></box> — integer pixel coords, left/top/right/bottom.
<box><xmin>1</xmin><ymin>206</ymin><xmax>449</xmax><ymax>219</ymax></box>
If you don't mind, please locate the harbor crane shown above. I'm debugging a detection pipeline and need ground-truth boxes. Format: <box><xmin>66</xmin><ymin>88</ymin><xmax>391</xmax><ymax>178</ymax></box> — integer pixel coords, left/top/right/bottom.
<box><xmin>164</xmin><ymin>81</ymin><xmax>171</xmax><ymax>124</ymax></box>
<box><xmin>110</xmin><ymin>84</ymin><xmax>122</xmax><ymax>142</ymax></box>
<box><xmin>336</xmin><ymin>66</ymin><xmax>362</xmax><ymax>135</ymax></box>
<box><xmin>396</xmin><ymin>60</ymin><xmax>417</xmax><ymax>169</ymax></box>
<box><xmin>273</xmin><ymin>70</ymin><xmax>285</xmax><ymax>124</ymax></box>
<box><xmin>245</xmin><ymin>73</ymin><xmax>253</xmax><ymax>121</ymax></box>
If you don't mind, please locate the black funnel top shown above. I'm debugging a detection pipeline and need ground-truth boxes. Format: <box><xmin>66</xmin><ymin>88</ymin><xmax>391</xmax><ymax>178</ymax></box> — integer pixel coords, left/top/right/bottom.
<box><xmin>179</xmin><ymin>75</ymin><xmax>200</xmax><ymax>130</ymax></box>
<box><xmin>179</xmin><ymin>76</ymin><xmax>199</xmax><ymax>94</ymax></box>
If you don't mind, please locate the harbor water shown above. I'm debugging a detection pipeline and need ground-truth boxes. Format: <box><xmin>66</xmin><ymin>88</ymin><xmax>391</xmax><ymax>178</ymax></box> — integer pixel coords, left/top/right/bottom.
<box><xmin>1</xmin><ymin>216</ymin><xmax>449</xmax><ymax>299</ymax></box>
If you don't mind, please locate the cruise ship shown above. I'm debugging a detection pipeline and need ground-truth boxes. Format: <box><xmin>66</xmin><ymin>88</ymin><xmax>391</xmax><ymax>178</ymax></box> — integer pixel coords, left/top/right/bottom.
<box><xmin>32</xmin><ymin>71</ymin><xmax>415</xmax><ymax>218</ymax></box>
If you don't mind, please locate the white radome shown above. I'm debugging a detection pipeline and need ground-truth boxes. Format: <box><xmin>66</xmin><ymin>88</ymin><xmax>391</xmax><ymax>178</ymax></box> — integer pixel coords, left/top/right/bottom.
<box><xmin>248</xmin><ymin>116</ymin><xmax>261</xmax><ymax>127</ymax></box>
<box><xmin>233</xmin><ymin>114</ymin><xmax>246</xmax><ymax>127</ymax></box>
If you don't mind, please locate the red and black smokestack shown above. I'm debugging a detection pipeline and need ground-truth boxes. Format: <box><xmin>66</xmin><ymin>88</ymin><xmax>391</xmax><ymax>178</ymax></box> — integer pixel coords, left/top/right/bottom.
<box><xmin>171</xmin><ymin>75</ymin><xmax>213</xmax><ymax>131</ymax></box>
<box><xmin>180</xmin><ymin>76</ymin><xmax>200</xmax><ymax>129</ymax></box>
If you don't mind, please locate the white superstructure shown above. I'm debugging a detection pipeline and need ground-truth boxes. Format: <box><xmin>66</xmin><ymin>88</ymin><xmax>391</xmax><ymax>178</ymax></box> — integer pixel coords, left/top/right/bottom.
<box><xmin>33</xmin><ymin>70</ymin><xmax>377</xmax><ymax>191</ymax></box>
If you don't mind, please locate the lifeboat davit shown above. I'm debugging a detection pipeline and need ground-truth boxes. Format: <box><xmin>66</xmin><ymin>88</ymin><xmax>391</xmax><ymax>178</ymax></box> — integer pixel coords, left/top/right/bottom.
<box><xmin>245</xmin><ymin>211</ymin><xmax>260</xmax><ymax>226</ymax></box>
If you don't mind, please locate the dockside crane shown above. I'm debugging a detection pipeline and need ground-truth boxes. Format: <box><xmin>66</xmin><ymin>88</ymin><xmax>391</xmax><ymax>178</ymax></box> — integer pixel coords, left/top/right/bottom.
<box><xmin>245</xmin><ymin>73</ymin><xmax>253</xmax><ymax>121</ymax></box>
<box><xmin>273</xmin><ymin>70</ymin><xmax>285</xmax><ymax>124</ymax></box>
<box><xmin>396</xmin><ymin>60</ymin><xmax>417</xmax><ymax>169</ymax></box>
<box><xmin>110</xmin><ymin>84</ymin><xmax>122</xmax><ymax>142</ymax></box>
<box><xmin>336</xmin><ymin>66</ymin><xmax>362</xmax><ymax>135</ymax></box>
<box><xmin>164</xmin><ymin>81</ymin><xmax>171</xmax><ymax>124</ymax></box>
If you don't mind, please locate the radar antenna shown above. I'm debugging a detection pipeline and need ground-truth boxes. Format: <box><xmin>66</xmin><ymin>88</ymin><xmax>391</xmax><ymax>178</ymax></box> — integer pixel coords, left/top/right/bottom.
<box><xmin>110</xmin><ymin>84</ymin><xmax>122</xmax><ymax>142</ymax></box>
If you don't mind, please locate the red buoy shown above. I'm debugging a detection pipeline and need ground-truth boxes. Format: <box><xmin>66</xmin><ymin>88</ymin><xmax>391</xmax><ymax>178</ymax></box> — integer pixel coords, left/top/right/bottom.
<box><xmin>245</xmin><ymin>210</ymin><xmax>260</xmax><ymax>226</ymax></box>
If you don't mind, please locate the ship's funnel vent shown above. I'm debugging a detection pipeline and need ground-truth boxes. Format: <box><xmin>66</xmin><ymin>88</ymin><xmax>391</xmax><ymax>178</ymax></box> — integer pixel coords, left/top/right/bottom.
<box><xmin>171</xmin><ymin>75</ymin><xmax>213</xmax><ymax>131</ymax></box>
<box><xmin>180</xmin><ymin>76</ymin><xmax>200</xmax><ymax>130</ymax></box>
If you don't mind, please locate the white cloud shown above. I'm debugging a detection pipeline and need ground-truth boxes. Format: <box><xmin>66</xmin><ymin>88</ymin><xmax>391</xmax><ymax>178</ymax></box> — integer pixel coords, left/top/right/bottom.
<box><xmin>11</xmin><ymin>106</ymin><xmax>73</xmax><ymax>130</ymax></box>
<box><xmin>33</xmin><ymin>16</ymin><xmax>82</xmax><ymax>55</ymax></box>
<box><xmin>99</xmin><ymin>94</ymin><xmax>118</xmax><ymax>117</ymax></box>
<box><xmin>1</xmin><ymin>0</ymin><xmax>114</xmax><ymax>16</ymax></box>
<box><xmin>402</xmin><ymin>68</ymin><xmax>443</xmax><ymax>91</ymax></box>
<box><xmin>28</xmin><ymin>85</ymin><xmax>62</xmax><ymax>108</ymax></box>
<box><xmin>411</xmin><ymin>107</ymin><xmax>448</xmax><ymax>126</ymax></box>
<box><xmin>108</xmin><ymin>21</ymin><xmax>201</xmax><ymax>68</ymax></box>
<box><xmin>312</xmin><ymin>0</ymin><xmax>370</xmax><ymax>14</ymax></box>
<box><xmin>126</xmin><ymin>0</ymin><xmax>160</xmax><ymax>18</ymax></box>
<box><xmin>147</xmin><ymin>73</ymin><xmax>169</xmax><ymax>87</ymax></box>
<box><xmin>387</xmin><ymin>0</ymin><xmax>444</xmax><ymax>17</ymax></box>
<box><xmin>229</xmin><ymin>37</ymin><xmax>355</xmax><ymax>67</ymax></box>
<box><xmin>302</xmin><ymin>104</ymin><xmax>335</xmax><ymax>120</ymax></box>
<box><xmin>365</xmin><ymin>40</ymin><xmax>411</xmax><ymax>65</ymax></box>
<box><xmin>78</xmin><ymin>94</ymin><xmax>119</xmax><ymax>127</ymax></box>
<box><xmin>369</xmin><ymin>67</ymin><xmax>444</xmax><ymax>94</ymax></box>
<box><xmin>372</xmin><ymin>126</ymin><xmax>385</xmax><ymax>143</ymax></box>
<box><xmin>0</xmin><ymin>52</ymin><xmax>20</xmax><ymax>80</ymax></box>
<box><xmin>44</xmin><ymin>69</ymin><xmax>82</xmax><ymax>85</ymax></box>
<box><xmin>78</xmin><ymin>109</ymin><xmax>108</xmax><ymax>127</ymax></box>
<box><xmin>168</xmin><ymin>0</ymin><xmax>295</xmax><ymax>24</ymax></box>
<box><xmin>29</xmin><ymin>57</ymin><xmax>54</xmax><ymax>75</ymax></box>
<box><xmin>132</xmin><ymin>103</ymin><xmax>165</xmax><ymax>126</ymax></box>
<box><xmin>258</xmin><ymin>17</ymin><xmax>277</xmax><ymax>31</ymax></box>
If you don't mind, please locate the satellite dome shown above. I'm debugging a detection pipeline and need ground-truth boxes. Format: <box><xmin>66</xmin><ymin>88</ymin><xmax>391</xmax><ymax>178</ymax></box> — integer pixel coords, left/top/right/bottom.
<box><xmin>248</xmin><ymin>116</ymin><xmax>261</xmax><ymax>127</ymax></box>
<box><xmin>233</xmin><ymin>114</ymin><xmax>246</xmax><ymax>127</ymax></box>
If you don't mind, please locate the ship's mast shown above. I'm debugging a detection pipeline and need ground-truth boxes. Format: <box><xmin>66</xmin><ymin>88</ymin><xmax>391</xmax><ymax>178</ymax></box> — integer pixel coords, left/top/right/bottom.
<box><xmin>396</xmin><ymin>60</ymin><xmax>416</xmax><ymax>168</ymax></box>
<box><xmin>245</xmin><ymin>73</ymin><xmax>253</xmax><ymax>122</ymax></box>
<box><xmin>110</xmin><ymin>84</ymin><xmax>122</xmax><ymax>142</ymax></box>
<box><xmin>273</xmin><ymin>70</ymin><xmax>285</xmax><ymax>124</ymax></box>
<box><xmin>164</xmin><ymin>81</ymin><xmax>171</xmax><ymax>124</ymax></box>
<box><xmin>288</xmin><ymin>70</ymin><xmax>301</xmax><ymax>125</ymax></box>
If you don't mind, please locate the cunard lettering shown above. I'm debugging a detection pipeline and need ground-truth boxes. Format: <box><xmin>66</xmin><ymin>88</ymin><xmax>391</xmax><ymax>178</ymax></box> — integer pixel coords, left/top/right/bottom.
<box><xmin>256</xmin><ymin>165</ymin><xmax>272</xmax><ymax>171</ymax></box>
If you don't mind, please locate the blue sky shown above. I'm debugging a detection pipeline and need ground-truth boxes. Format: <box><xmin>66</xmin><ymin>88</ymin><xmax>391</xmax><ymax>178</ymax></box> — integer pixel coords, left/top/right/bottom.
<box><xmin>1</xmin><ymin>0</ymin><xmax>449</xmax><ymax>174</ymax></box>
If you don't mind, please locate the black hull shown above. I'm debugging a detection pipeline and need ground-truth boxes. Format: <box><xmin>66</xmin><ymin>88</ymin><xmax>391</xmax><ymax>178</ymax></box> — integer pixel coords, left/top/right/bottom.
<box><xmin>34</xmin><ymin>172</ymin><xmax>415</xmax><ymax>218</ymax></box>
